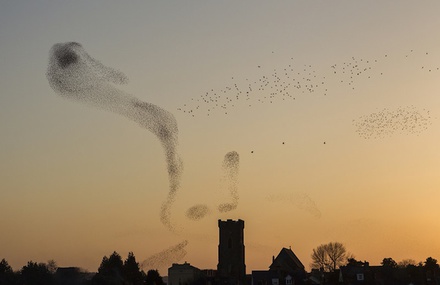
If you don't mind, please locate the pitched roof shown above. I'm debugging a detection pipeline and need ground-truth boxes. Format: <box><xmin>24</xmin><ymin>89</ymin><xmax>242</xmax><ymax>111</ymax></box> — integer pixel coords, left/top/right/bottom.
<box><xmin>169</xmin><ymin>262</ymin><xmax>200</xmax><ymax>271</ymax></box>
<box><xmin>269</xmin><ymin>248</ymin><xmax>305</xmax><ymax>272</ymax></box>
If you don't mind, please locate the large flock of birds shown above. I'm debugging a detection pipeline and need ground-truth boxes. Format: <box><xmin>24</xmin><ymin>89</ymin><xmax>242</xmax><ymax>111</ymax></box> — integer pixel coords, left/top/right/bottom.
<box><xmin>46</xmin><ymin>43</ymin><xmax>244</xmax><ymax>268</ymax></box>
<box><xmin>47</xmin><ymin>43</ymin><xmax>438</xmax><ymax>273</ymax></box>
<box><xmin>177</xmin><ymin>49</ymin><xmax>436</xmax><ymax>140</ymax></box>
<box><xmin>46</xmin><ymin>42</ymin><xmax>184</xmax><ymax>232</ymax></box>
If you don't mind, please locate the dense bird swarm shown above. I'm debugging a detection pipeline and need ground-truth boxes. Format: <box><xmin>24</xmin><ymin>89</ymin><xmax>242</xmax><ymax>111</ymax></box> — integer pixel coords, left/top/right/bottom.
<box><xmin>178</xmin><ymin>50</ymin><xmax>435</xmax><ymax>141</ymax></box>
<box><xmin>47</xmin><ymin>43</ymin><xmax>437</xmax><ymax>269</ymax></box>
<box><xmin>186</xmin><ymin>151</ymin><xmax>240</xmax><ymax>220</ymax></box>
<box><xmin>186</xmin><ymin>204</ymin><xmax>211</xmax><ymax>221</ymax></box>
<box><xmin>46</xmin><ymin>42</ymin><xmax>183</xmax><ymax>231</ymax></box>
<box><xmin>353</xmin><ymin>106</ymin><xmax>432</xmax><ymax>139</ymax></box>
<box><xmin>141</xmin><ymin>240</ymin><xmax>188</xmax><ymax>270</ymax></box>
<box><xmin>218</xmin><ymin>151</ymin><xmax>240</xmax><ymax>213</ymax></box>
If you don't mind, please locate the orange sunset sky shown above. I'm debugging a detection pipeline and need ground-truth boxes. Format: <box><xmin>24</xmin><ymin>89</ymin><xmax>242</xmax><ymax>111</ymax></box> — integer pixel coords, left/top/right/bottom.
<box><xmin>1</xmin><ymin>1</ymin><xmax>440</xmax><ymax>275</ymax></box>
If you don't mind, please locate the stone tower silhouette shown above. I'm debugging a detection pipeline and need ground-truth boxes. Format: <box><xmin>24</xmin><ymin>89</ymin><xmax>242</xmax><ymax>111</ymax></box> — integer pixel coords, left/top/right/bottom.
<box><xmin>217</xmin><ymin>219</ymin><xmax>246</xmax><ymax>285</ymax></box>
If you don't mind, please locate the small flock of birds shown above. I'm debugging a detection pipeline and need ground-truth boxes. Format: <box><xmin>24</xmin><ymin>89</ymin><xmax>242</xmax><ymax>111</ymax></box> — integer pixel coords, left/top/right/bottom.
<box><xmin>178</xmin><ymin>49</ymin><xmax>437</xmax><ymax>141</ymax></box>
<box><xmin>329</xmin><ymin>55</ymin><xmax>383</xmax><ymax>90</ymax></box>
<box><xmin>266</xmin><ymin>192</ymin><xmax>322</xmax><ymax>218</ymax></box>
<box><xmin>141</xmin><ymin>240</ymin><xmax>188</xmax><ymax>271</ymax></box>
<box><xmin>186</xmin><ymin>151</ymin><xmax>240</xmax><ymax>221</ymax></box>
<box><xmin>353</xmin><ymin>106</ymin><xmax>432</xmax><ymax>139</ymax></box>
<box><xmin>176</xmin><ymin>53</ymin><xmax>390</xmax><ymax>117</ymax></box>
<box><xmin>177</xmin><ymin>57</ymin><xmax>327</xmax><ymax>117</ymax></box>
<box><xmin>186</xmin><ymin>204</ymin><xmax>211</xmax><ymax>221</ymax></box>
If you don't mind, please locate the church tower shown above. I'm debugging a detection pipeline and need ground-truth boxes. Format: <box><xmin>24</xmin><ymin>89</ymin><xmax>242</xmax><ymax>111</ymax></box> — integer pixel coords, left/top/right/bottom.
<box><xmin>217</xmin><ymin>219</ymin><xmax>246</xmax><ymax>285</ymax></box>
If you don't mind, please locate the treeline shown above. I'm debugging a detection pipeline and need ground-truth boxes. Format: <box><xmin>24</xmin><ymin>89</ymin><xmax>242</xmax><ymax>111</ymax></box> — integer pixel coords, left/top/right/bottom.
<box><xmin>316</xmin><ymin>257</ymin><xmax>440</xmax><ymax>285</ymax></box>
<box><xmin>310</xmin><ymin>242</ymin><xmax>440</xmax><ymax>272</ymax></box>
<box><xmin>0</xmin><ymin>251</ymin><xmax>163</xmax><ymax>285</ymax></box>
<box><xmin>309</xmin><ymin>242</ymin><xmax>440</xmax><ymax>285</ymax></box>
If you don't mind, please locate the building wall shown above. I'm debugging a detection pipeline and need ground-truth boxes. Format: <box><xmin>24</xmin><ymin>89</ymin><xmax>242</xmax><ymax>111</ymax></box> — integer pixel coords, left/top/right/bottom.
<box><xmin>168</xmin><ymin>262</ymin><xmax>202</xmax><ymax>285</ymax></box>
<box><xmin>217</xmin><ymin>219</ymin><xmax>246</xmax><ymax>284</ymax></box>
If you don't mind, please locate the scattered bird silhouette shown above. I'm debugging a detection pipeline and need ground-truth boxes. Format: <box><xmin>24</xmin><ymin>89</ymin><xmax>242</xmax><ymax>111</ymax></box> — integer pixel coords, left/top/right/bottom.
<box><xmin>177</xmin><ymin>49</ymin><xmax>436</xmax><ymax>142</ymax></box>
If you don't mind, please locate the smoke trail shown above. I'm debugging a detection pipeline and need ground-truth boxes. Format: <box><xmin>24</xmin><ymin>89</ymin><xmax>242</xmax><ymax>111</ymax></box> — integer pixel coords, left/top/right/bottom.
<box><xmin>141</xmin><ymin>240</ymin><xmax>188</xmax><ymax>270</ymax></box>
<box><xmin>46</xmin><ymin>42</ymin><xmax>183</xmax><ymax>230</ymax></box>
<box><xmin>218</xmin><ymin>151</ymin><xmax>239</xmax><ymax>213</ymax></box>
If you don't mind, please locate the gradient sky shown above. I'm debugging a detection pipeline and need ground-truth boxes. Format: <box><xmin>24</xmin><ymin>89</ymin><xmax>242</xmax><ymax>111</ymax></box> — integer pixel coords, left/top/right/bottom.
<box><xmin>1</xmin><ymin>0</ymin><xmax>440</xmax><ymax>275</ymax></box>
